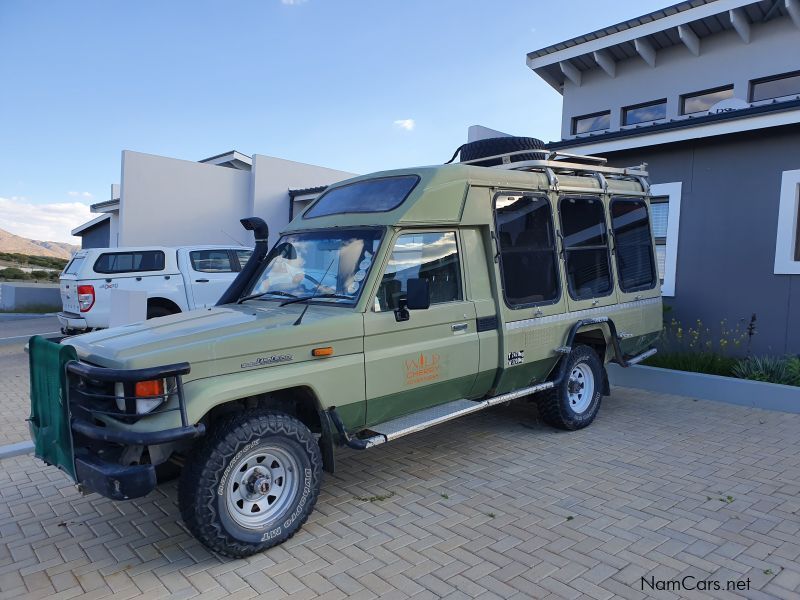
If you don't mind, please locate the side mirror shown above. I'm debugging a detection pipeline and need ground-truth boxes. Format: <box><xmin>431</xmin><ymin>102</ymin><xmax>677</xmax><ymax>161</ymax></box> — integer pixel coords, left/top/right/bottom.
<box><xmin>406</xmin><ymin>278</ymin><xmax>431</xmax><ymax>310</ymax></box>
<box><xmin>394</xmin><ymin>278</ymin><xmax>430</xmax><ymax>322</ymax></box>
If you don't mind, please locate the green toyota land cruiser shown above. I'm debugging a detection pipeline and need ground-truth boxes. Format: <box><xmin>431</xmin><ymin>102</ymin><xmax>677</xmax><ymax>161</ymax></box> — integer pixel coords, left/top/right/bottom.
<box><xmin>29</xmin><ymin>137</ymin><xmax>661</xmax><ymax>557</ymax></box>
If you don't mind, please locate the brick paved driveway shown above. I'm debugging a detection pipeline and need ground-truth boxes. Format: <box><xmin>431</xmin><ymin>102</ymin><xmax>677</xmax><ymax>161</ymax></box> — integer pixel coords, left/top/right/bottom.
<box><xmin>1</xmin><ymin>341</ymin><xmax>800</xmax><ymax>599</ymax></box>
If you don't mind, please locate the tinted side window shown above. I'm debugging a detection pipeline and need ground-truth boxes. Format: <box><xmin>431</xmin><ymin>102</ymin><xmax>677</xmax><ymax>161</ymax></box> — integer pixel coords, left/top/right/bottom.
<box><xmin>494</xmin><ymin>194</ymin><xmax>559</xmax><ymax>306</ymax></box>
<box><xmin>190</xmin><ymin>250</ymin><xmax>234</xmax><ymax>273</ymax></box>
<box><xmin>376</xmin><ymin>231</ymin><xmax>461</xmax><ymax>311</ymax></box>
<box><xmin>559</xmin><ymin>196</ymin><xmax>612</xmax><ymax>300</ymax></box>
<box><xmin>94</xmin><ymin>251</ymin><xmax>165</xmax><ymax>274</ymax></box>
<box><xmin>234</xmin><ymin>249</ymin><xmax>253</xmax><ymax>270</ymax></box>
<box><xmin>611</xmin><ymin>199</ymin><xmax>657</xmax><ymax>292</ymax></box>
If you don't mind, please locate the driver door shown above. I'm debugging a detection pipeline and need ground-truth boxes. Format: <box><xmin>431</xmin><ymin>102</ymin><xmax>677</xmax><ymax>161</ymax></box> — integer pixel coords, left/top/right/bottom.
<box><xmin>363</xmin><ymin>230</ymin><xmax>480</xmax><ymax>426</ymax></box>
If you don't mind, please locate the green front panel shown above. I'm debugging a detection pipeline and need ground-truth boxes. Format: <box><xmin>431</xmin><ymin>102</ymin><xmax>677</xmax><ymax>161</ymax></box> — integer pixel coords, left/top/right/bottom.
<box><xmin>28</xmin><ymin>336</ymin><xmax>77</xmax><ymax>479</ymax></box>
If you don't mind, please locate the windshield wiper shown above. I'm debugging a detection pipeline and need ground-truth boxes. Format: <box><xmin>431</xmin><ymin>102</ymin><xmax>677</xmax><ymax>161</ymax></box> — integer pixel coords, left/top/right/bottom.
<box><xmin>237</xmin><ymin>290</ymin><xmax>298</xmax><ymax>304</ymax></box>
<box><xmin>279</xmin><ymin>293</ymin><xmax>352</xmax><ymax>307</ymax></box>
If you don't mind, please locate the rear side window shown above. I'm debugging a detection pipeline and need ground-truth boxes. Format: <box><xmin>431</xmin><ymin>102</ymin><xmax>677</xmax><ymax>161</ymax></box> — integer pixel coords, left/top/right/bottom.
<box><xmin>494</xmin><ymin>194</ymin><xmax>560</xmax><ymax>306</ymax></box>
<box><xmin>94</xmin><ymin>251</ymin><xmax>165</xmax><ymax>274</ymax></box>
<box><xmin>610</xmin><ymin>199</ymin><xmax>657</xmax><ymax>292</ymax></box>
<box><xmin>63</xmin><ymin>256</ymin><xmax>85</xmax><ymax>275</ymax></box>
<box><xmin>559</xmin><ymin>196</ymin><xmax>613</xmax><ymax>300</ymax></box>
<box><xmin>190</xmin><ymin>250</ymin><xmax>234</xmax><ymax>273</ymax></box>
<box><xmin>234</xmin><ymin>249</ymin><xmax>253</xmax><ymax>269</ymax></box>
<box><xmin>305</xmin><ymin>175</ymin><xmax>419</xmax><ymax>218</ymax></box>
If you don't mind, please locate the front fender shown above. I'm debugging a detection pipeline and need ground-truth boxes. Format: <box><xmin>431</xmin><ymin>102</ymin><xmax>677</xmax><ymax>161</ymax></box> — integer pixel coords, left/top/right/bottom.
<box><xmin>114</xmin><ymin>353</ymin><xmax>367</xmax><ymax>433</ymax></box>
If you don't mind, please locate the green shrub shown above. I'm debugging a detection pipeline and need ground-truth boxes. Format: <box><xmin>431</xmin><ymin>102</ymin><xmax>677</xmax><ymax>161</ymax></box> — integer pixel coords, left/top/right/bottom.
<box><xmin>645</xmin><ymin>352</ymin><xmax>737</xmax><ymax>377</ymax></box>
<box><xmin>0</xmin><ymin>267</ymin><xmax>29</xmax><ymax>280</ymax></box>
<box><xmin>732</xmin><ymin>356</ymin><xmax>800</xmax><ymax>386</ymax></box>
<box><xmin>30</xmin><ymin>270</ymin><xmax>50</xmax><ymax>280</ymax></box>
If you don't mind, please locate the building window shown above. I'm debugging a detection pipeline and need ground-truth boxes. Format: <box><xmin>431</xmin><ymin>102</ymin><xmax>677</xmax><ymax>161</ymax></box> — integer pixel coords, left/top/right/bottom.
<box><xmin>680</xmin><ymin>86</ymin><xmax>733</xmax><ymax>115</ymax></box>
<box><xmin>375</xmin><ymin>231</ymin><xmax>462</xmax><ymax>311</ymax></box>
<box><xmin>649</xmin><ymin>183</ymin><xmax>682</xmax><ymax>296</ymax></box>
<box><xmin>572</xmin><ymin>111</ymin><xmax>611</xmax><ymax>135</ymax></box>
<box><xmin>751</xmin><ymin>71</ymin><xmax>800</xmax><ymax>102</ymax></box>
<box><xmin>494</xmin><ymin>193</ymin><xmax>560</xmax><ymax>307</ymax></box>
<box><xmin>610</xmin><ymin>199</ymin><xmax>657</xmax><ymax>292</ymax></box>
<box><xmin>622</xmin><ymin>99</ymin><xmax>667</xmax><ymax>126</ymax></box>
<box><xmin>774</xmin><ymin>169</ymin><xmax>800</xmax><ymax>275</ymax></box>
<box><xmin>559</xmin><ymin>196</ymin><xmax>613</xmax><ymax>300</ymax></box>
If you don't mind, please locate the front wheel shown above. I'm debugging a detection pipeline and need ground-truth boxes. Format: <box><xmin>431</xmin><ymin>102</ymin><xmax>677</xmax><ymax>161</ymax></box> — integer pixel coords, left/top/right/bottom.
<box><xmin>537</xmin><ymin>345</ymin><xmax>604</xmax><ymax>431</ymax></box>
<box><xmin>178</xmin><ymin>410</ymin><xmax>322</xmax><ymax>557</ymax></box>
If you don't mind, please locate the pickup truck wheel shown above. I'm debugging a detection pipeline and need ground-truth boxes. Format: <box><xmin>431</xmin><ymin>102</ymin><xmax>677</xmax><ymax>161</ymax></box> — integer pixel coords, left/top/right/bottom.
<box><xmin>178</xmin><ymin>410</ymin><xmax>322</xmax><ymax>557</ymax></box>
<box><xmin>538</xmin><ymin>345</ymin><xmax>603</xmax><ymax>431</ymax></box>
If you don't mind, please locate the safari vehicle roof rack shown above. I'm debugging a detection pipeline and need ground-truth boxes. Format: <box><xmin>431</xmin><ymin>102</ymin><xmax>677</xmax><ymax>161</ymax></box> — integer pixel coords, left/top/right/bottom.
<box><xmin>459</xmin><ymin>148</ymin><xmax>649</xmax><ymax>180</ymax></box>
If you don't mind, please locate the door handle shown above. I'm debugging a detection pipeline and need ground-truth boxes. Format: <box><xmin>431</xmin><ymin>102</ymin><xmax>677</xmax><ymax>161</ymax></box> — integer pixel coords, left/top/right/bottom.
<box><xmin>195</xmin><ymin>279</ymin><xmax>210</xmax><ymax>283</ymax></box>
<box><xmin>451</xmin><ymin>323</ymin><xmax>468</xmax><ymax>333</ymax></box>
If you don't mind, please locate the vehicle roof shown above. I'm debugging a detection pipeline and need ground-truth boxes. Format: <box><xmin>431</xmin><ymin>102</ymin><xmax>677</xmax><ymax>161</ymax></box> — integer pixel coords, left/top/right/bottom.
<box><xmin>282</xmin><ymin>163</ymin><xmax>645</xmax><ymax>232</ymax></box>
<box><xmin>72</xmin><ymin>244</ymin><xmax>252</xmax><ymax>256</ymax></box>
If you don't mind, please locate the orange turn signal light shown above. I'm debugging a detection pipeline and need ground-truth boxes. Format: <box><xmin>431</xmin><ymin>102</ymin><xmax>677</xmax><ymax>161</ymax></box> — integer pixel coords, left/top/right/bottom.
<box><xmin>312</xmin><ymin>346</ymin><xmax>334</xmax><ymax>357</ymax></box>
<box><xmin>135</xmin><ymin>379</ymin><xmax>164</xmax><ymax>397</ymax></box>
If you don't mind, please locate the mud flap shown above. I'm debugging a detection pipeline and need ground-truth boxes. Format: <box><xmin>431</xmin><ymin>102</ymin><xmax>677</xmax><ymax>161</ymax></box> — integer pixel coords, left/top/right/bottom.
<box><xmin>28</xmin><ymin>335</ymin><xmax>77</xmax><ymax>479</ymax></box>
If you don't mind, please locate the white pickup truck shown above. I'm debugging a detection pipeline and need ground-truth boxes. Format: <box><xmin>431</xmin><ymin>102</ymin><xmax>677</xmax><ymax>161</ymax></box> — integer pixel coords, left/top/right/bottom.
<box><xmin>58</xmin><ymin>245</ymin><xmax>252</xmax><ymax>333</ymax></box>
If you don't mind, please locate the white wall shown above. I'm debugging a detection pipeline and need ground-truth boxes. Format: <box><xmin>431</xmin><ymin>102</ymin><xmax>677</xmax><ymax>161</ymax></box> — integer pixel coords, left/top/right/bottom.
<box><xmin>250</xmin><ymin>155</ymin><xmax>355</xmax><ymax>236</ymax></box>
<box><xmin>119</xmin><ymin>151</ymin><xmax>252</xmax><ymax>247</ymax></box>
<box><xmin>560</xmin><ymin>17</ymin><xmax>800</xmax><ymax>139</ymax></box>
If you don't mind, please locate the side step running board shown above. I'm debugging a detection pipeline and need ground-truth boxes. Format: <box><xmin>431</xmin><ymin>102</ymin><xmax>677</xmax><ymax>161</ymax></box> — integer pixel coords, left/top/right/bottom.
<box><xmin>328</xmin><ymin>380</ymin><xmax>555</xmax><ymax>449</ymax></box>
<box><xmin>328</xmin><ymin>344</ymin><xmax>657</xmax><ymax>451</ymax></box>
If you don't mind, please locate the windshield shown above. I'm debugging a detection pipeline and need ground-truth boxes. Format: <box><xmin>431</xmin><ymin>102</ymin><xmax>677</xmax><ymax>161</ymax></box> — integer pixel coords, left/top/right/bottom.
<box><xmin>244</xmin><ymin>228</ymin><xmax>384</xmax><ymax>304</ymax></box>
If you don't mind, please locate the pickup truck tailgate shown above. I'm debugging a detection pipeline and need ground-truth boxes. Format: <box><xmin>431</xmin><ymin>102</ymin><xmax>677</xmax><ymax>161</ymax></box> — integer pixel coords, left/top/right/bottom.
<box><xmin>60</xmin><ymin>278</ymin><xmax>81</xmax><ymax>314</ymax></box>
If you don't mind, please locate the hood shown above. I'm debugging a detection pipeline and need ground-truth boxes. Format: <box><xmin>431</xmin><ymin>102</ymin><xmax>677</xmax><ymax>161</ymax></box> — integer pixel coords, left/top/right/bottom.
<box><xmin>66</xmin><ymin>302</ymin><xmax>364</xmax><ymax>379</ymax></box>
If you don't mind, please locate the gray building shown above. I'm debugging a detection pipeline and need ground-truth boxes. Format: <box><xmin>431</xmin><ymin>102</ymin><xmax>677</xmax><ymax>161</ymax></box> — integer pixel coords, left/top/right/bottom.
<box><xmin>525</xmin><ymin>0</ymin><xmax>800</xmax><ymax>354</ymax></box>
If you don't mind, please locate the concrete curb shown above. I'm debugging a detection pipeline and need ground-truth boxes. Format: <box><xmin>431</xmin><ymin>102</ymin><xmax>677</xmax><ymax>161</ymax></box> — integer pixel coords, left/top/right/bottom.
<box><xmin>608</xmin><ymin>363</ymin><xmax>800</xmax><ymax>414</ymax></box>
<box><xmin>0</xmin><ymin>440</ymin><xmax>34</xmax><ymax>460</ymax></box>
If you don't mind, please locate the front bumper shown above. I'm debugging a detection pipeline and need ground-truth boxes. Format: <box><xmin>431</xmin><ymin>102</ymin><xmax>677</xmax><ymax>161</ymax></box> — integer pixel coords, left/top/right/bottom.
<box><xmin>28</xmin><ymin>336</ymin><xmax>204</xmax><ymax>501</ymax></box>
<box><xmin>57</xmin><ymin>311</ymin><xmax>88</xmax><ymax>332</ymax></box>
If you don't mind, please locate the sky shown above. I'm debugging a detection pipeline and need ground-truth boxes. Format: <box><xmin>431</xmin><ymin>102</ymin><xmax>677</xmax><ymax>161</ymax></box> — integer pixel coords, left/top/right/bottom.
<box><xmin>0</xmin><ymin>0</ymin><xmax>669</xmax><ymax>243</ymax></box>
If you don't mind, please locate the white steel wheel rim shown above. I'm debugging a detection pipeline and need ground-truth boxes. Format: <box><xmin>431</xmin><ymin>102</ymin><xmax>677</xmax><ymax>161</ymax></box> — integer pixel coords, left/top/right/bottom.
<box><xmin>567</xmin><ymin>363</ymin><xmax>594</xmax><ymax>414</ymax></box>
<box><xmin>225</xmin><ymin>446</ymin><xmax>300</xmax><ymax>530</ymax></box>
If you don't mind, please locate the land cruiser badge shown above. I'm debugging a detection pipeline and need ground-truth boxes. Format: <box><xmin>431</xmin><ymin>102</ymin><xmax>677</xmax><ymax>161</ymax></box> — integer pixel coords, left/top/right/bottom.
<box><xmin>241</xmin><ymin>354</ymin><xmax>293</xmax><ymax>369</ymax></box>
<box><xmin>507</xmin><ymin>350</ymin><xmax>525</xmax><ymax>366</ymax></box>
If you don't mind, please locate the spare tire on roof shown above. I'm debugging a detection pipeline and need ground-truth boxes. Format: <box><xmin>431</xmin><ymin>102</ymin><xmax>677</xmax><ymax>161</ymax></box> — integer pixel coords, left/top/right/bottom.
<box><xmin>458</xmin><ymin>136</ymin><xmax>547</xmax><ymax>167</ymax></box>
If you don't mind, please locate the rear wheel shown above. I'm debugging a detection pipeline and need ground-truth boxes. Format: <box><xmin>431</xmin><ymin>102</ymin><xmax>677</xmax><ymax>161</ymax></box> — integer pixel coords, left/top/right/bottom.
<box><xmin>537</xmin><ymin>345</ymin><xmax>604</xmax><ymax>430</ymax></box>
<box><xmin>179</xmin><ymin>410</ymin><xmax>322</xmax><ymax>557</ymax></box>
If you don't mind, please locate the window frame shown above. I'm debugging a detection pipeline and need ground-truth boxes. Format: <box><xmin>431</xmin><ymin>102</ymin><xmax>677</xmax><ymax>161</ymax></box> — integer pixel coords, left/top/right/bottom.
<box><xmin>622</xmin><ymin>98</ymin><xmax>667</xmax><ymax>126</ymax></box>
<box><xmin>93</xmin><ymin>250</ymin><xmax>165</xmax><ymax>274</ymax></box>
<box><xmin>303</xmin><ymin>175</ymin><xmax>420</xmax><ymax>219</ymax></box>
<box><xmin>609</xmin><ymin>197</ymin><xmax>658</xmax><ymax>293</ymax></box>
<box><xmin>680</xmin><ymin>85</ymin><xmax>734</xmax><ymax>115</ymax></box>
<box><xmin>373</xmin><ymin>229</ymin><xmax>465</xmax><ymax>312</ymax></box>
<box><xmin>571</xmin><ymin>110</ymin><xmax>611</xmax><ymax>135</ymax></box>
<box><xmin>750</xmin><ymin>70</ymin><xmax>800</xmax><ymax>102</ymax></box>
<box><xmin>492</xmin><ymin>191</ymin><xmax>562</xmax><ymax>309</ymax></box>
<box><xmin>558</xmin><ymin>194</ymin><xmax>615</xmax><ymax>302</ymax></box>
<box><xmin>232</xmin><ymin>248</ymin><xmax>252</xmax><ymax>271</ymax></box>
<box><xmin>774</xmin><ymin>169</ymin><xmax>800</xmax><ymax>274</ymax></box>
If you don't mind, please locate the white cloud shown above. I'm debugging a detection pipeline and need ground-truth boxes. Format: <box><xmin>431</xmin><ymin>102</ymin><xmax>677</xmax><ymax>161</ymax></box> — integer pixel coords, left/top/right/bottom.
<box><xmin>281</xmin><ymin>0</ymin><xmax>307</xmax><ymax>4</ymax></box>
<box><xmin>393</xmin><ymin>119</ymin><xmax>415</xmax><ymax>131</ymax></box>
<box><xmin>0</xmin><ymin>196</ymin><xmax>92</xmax><ymax>244</ymax></box>
<box><xmin>68</xmin><ymin>191</ymin><xmax>93</xmax><ymax>198</ymax></box>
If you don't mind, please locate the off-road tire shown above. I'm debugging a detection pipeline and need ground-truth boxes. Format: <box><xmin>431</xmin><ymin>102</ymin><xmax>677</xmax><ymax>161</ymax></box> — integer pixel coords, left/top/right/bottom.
<box><xmin>146</xmin><ymin>305</ymin><xmax>176</xmax><ymax>319</ymax></box>
<box><xmin>178</xmin><ymin>410</ymin><xmax>322</xmax><ymax>557</ymax></box>
<box><xmin>459</xmin><ymin>136</ymin><xmax>546</xmax><ymax>167</ymax></box>
<box><xmin>538</xmin><ymin>345</ymin><xmax>603</xmax><ymax>431</ymax></box>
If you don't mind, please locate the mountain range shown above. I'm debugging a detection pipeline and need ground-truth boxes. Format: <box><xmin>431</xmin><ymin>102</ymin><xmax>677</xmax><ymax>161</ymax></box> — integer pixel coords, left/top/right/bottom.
<box><xmin>0</xmin><ymin>227</ymin><xmax>78</xmax><ymax>259</ymax></box>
